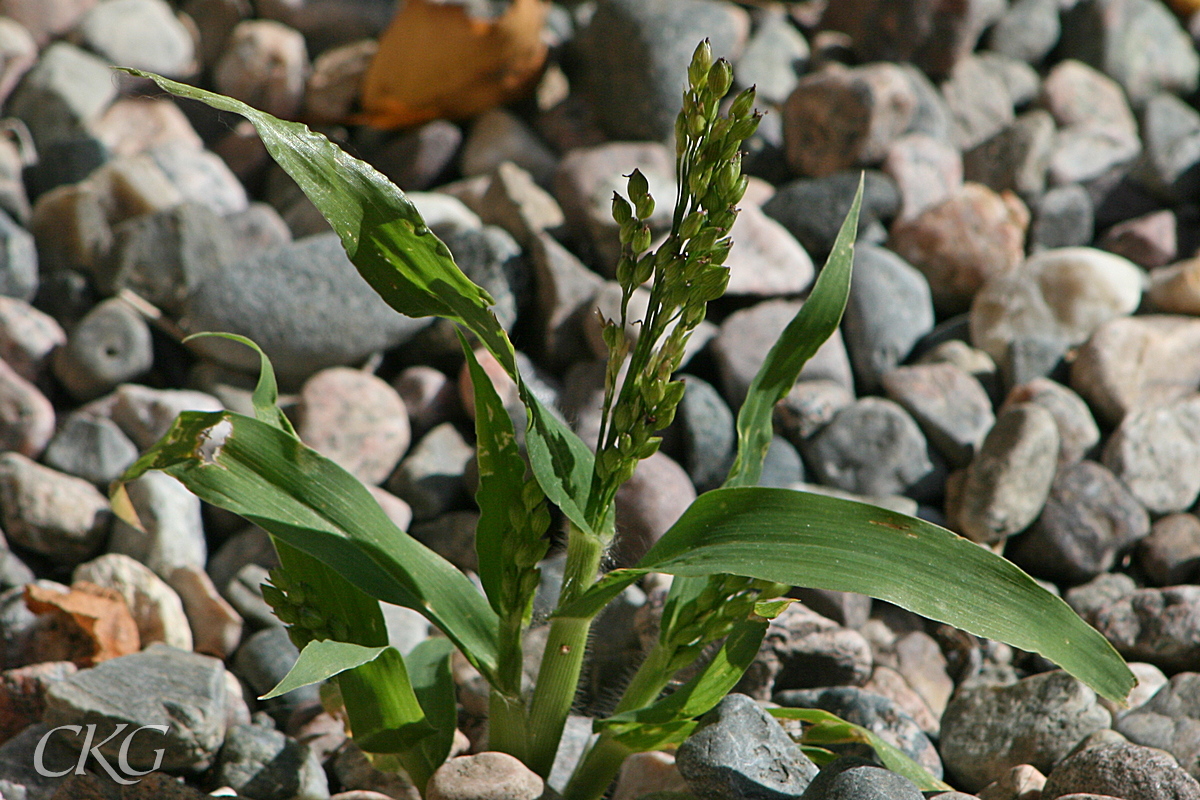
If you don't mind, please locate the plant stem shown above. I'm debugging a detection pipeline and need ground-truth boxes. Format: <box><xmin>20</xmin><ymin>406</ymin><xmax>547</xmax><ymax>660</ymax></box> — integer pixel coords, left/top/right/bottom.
<box><xmin>488</xmin><ymin>687</ymin><xmax>529</xmax><ymax>763</ymax></box>
<box><xmin>525</xmin><ymin>524</ymin><xmax>604</xmax><ymax>777</ymax></box>
<box><xmin>560</xmin><ymin>640</ymin><xmax>679</xmax><ymax>800</ymax></box>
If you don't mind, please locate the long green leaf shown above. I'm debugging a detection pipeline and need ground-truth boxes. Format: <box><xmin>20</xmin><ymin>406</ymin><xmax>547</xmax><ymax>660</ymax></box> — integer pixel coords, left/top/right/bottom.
<box><xmin>400</xmin><ymin>638</ymin><xmax>459</xmax><ymax>790</ymax></box>
<box><xmin>557</xmin><ymin>487</ymin><xmax>1134</xmax><ymax>704</ymax></box>
<box><xmin>462</xmin><ymin>334</ymin><xmax>528</xmax><ymax>615</ymax></box>
<box><xmin>769</xmin><ymin>707</ymin><xmax>952</xmax><ymax>792</ymax></box>
<box><xmin>126</xmin><ymin>69</ymin><xmax>597</xmax><ymax>538</ymax></box>
<box><xmin>118</xmin><ymin>411</ymin><xmax>501</xmax><ymax>681</ymax></box>
<box><xmin>595</xmin><ymin>617</ymin><xmax>768</xmax><ymax>751</ymax></box>
<box><xmin>724</xmin><ymin>176</ymin><xmax>862</xmax><ymax>489</ymax></box>
<box><xmin>262</xmin><ymin>639</ymin><xmax>392</xmax><ymax>699</ymax></box>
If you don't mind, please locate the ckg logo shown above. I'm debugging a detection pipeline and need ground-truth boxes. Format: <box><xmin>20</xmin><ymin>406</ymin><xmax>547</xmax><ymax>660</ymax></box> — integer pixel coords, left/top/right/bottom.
<box><xmin>33</xmin><ymin>723</ymin><xmax>170</xmax><ymax>785</ymax></box>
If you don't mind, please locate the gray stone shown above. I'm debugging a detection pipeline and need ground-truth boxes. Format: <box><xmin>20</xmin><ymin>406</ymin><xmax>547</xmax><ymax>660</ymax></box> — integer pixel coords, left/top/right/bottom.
<box><xmin>1008</xmin><ymin>461</ymin><xmax>1149</xmax><ymax>585</ymax></box>
<box><xmin>942</xmin><ymin>54</ymin><xmax>1018</xmax><ymax>151</ymax></box>
<box><xmin>898</xmin><ymin>63</ymin><xmax>955</xmax><ymax>143</ymax></box>
<box><xmin>783</xmin><ymin>62</ymin><xmax>917</xmax><ymax>177</ymax></box>
<box><xmin>940</xmin><ymin>670</ymin><xmax>1111</xmax><ymax>792</ymax></box>
<box><xmin>775</xmin><ymin>380</ymin><xmax>856</xmax><ymax>444</ymax></box>
<box><xmin>479</xmin><ymin>162</ymin><xmax>566</xmax><ymax>249</ymax></box>
<box><xmin>387</xmin><ymin>422</ymin><xmax>473</xmax><ymax>522</ymax></box>
<box><xmin>883</xmin><ymin>134</ymin><xmax>963</xmax><ymax>222</ymax></box>
<box><xmin>0</xmin><ymin>453</ymin><xmax>109</xmax><ymax>566</ymax></box>
<box><xmin>1059</xmin><ymin>0</ymin><xmax>1199</xmax><ymax>107</ymax></box>
<box><xmin>775</xmin><ymin>687</ymin><xmax>942</xmax><ymax>780</ymax></box>
<box><xmin>182</xmin><ymin>233</ymin><xmax>428</xmax><ymax>384</ymax></box>
<box><xmin>1042</xmin><ymin>741</ymin><xmax>1200</xmax><ymax>800</ymax></box>
<box><xmin>215</xmin><ymin>723</ymin><xmax>330</xmax><ymax>800</ymax></box>
<box><xmin>0</xmin><ymin>722</ymin><xmax>78</xmax><ymax>800</ymax></box>
<box><xmin>1137</xmin><ymin>514</ymin><xmax>1200</xmax><ymax>587</ymax></box>
<box><xmin>804</xmin><ymin>397</ymin><xmax>936</xmax><ymax>499</ymax></box>
<box><xmin>1131</xmin><ymin>92</ymin><xmax>1200</xmax><ymax>202</ymax></box>
<box><xmin>109</xmin><ymin>383</ymin><xmax>224</xmax><ymax>449</ymax></box>
<box><xmin>74</xmin><ymin>552</ymin><xmax>192</xmax><ymax>651</ymax></box>
<box><xmin>735</xmin><ymin>10</ymin><xmax>808</xmax><ymax>106</ymax></box>
<box><xmin>53</xmin><ymin>297</ymin><xmax>153</xmax><ymax>402</ymax></box>
<box><xmin>881</xmin><ymin>363</ymin><xmax>994</xmax><ymax>468</ymax></box>
<box><xmin>1002</xmin><ymin>378</ymin><xmax>1100</xmax><ymax>467</ymax></box>
<box><xmin>953</xmin><ymin>404</ymin><xmax>1059</xmax><ymax>544</ymax></box>
<box><xmin>986</xmin><ymin>0</ymin><xmax>1061</xmax><ymax>64</ymax></box>
<box><xmin>0</xmin><ymin>296</ymin><xmax>65</xmax><ymax>384</ymax></box>
<box><xmin>1030</xmin><ymin>185</ymin><xmax>1095</xmax><ymax>252</ymax></box>
<box><xmin>0</xmin><ymin>17</ymin><xmax>34</xmax><ymax>107</ymax></box>
<box><xmin>108</xmin><ymin>470</ymin><xmax>207</xmax><ymax>579</ymax></box>
<box><xmin>7</xmin><ymin>42</ymin><xmax>116</xmax><ymax>151</ymax></box>
<box><xmin>1091</xmin><ymin>586</ymin><xmax>1200</xmax><ymax>672</ymax></box>
<box><xmin>409</xmin><ymin>510</ymin><xmax>480</xmax><ymax>574</ymax></box>
<box><xmin>442</xmin><ymin>225</ymin><xmax>526</xmax><ymax>334</ymax></box>
<box><xmin>75</xmin><ymin>0</ymin><xmax>196</xmax><ymax>77</ymax></box>
<box><xmin>1065</xmin><ymin>572</ymin><xmax>1138</xmax><ymax>626</ymax></box>
<box><xmin>0</xmin><ymin>356</ymin><xmax>52</xmax><ymax>458</ymax></box>
<box><xmin>0</xmin><ymin>208</ymin><xmax>37</xmax><ymax>302</ymax></box>
<box><xmin>361</xmin><ymin>119</ymin><xmax>462</xmax><ymax>192</ymax></box>
<box><xmin>915</xmin><ymin>339</ymin><xmax>1001</xmax><ymax>404</ymax></box>
<box><xmin>674</xmin><ymin>374</ymin><xmax>736</xmax><ymax>494</ymax></box>
<box><xmin>964</xmin><ymin>110</ymin><xmax>1056</xmax><ymax>202</ymax></box>
<box><xmin>799</xmin><ymin>756</ymin><xmax>925</xmax><ymax>800</ymax></box>
<box><xmin>741</xmin><ymin>603</ymin><xmax>873</xmax><ymax>698</ymax></box>
<box><xmin>1072</xmin><ymin>316</ymin><xmax>1200</xmax><ymax>427</ymax></box>
<box><xmin>460</xmin><ymin>109</ymin><xmax>557</xmax><ymax>188</ymax></box>
<box><xmin>407</xmin><ymin>192</ymin><xmax>482</xmax><ymax>240</ymax></box>
<box><xmin>760</xmin><ymin>436</ymin><xmax>804</xmax><ymax>489</ymax></box>
<box><xmin>392</xmin><ymin>365</ymin><xmax>456</xmax><ymax>440</ymax></box>
<box><xmin>676</xmin><ymin>693</ymin><xmax>819</xmax><ymax>800</ymax></box>
<box><xmin>43</xmin><ymin>643</ymin><xmax>228</xmax><ymax>771</ymax></box>
<box><xmin>148</xmin><ymin>140</ymin><xmax>249</xmax><ymax>216</ymax></box>
<box><xmin>1101</xmin><ymin>395</ymin><xmax>1200</xmax><ymax>515</ymax></box>
<box><xmin>253</xmin><ymin>0</ymin><xmax>393</xmax><ymax>55</ymax></box>
<box><xmin>762</xmin><ymin>171</ymin><xmax>899</xmax><ymax>259</ymax></box>
<box><xmin>100</xmin><ymin>201</ymin><xmax>235</xmax><ymax>313</ymax></box>
<box><xmin>214</xmin><ymin>19</ymin><xmax>308</xmax><ymax>120</ymax></box>
<box><xmin>724</xmin><ymin>203</ymin><xmax>814</xmax><ymax>298</ymax></box>
<box><xmin>842</xmin><ymin>245</ymin><xmax>935</xmax><ymax>395</ymax></box>
<box><xmin>578</xmin><ymin>0</ymin><xmax>749</xmax><ymax>141</ymax></box>
<box><xmin>1114</xmin><ymin>672</ymin><xmax>1200</xmax><ymax>782</ymax></box>
<box><xmin>43</xmin><ymin>412</ymin><xmax>139</xmax><ymax>486</ymax></box>
<box><xmin>1038</xmin><ymin>60</ymin><xmax>1141</xmax><ymax>185</ymax></box>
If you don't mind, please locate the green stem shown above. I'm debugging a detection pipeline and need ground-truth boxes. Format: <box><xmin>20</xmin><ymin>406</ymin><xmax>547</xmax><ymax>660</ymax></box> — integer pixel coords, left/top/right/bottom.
<box><xmin>525</xmin><ymin>525</ymin><xmax>604</xmax><ymax>777</ymax></box>
<box><xmin>488</xmin><ymin>687</ymin><xmax>529</xmax><ymax>763</ymax></box>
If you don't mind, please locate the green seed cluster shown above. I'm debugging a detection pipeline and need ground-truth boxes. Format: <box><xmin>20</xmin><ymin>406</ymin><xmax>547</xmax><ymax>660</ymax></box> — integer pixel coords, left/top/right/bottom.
<box><xmin>502</xmin><ymin>478</ymin><xmax>553</xmax><ymax>618</ymax></box>
<box><xmin>660</xmin><ymin>573</ymin><xmax>765</xmax><ymax>672</ymax></box>
<box><xmin>591</xmin><ymin>40</ymin><xmax>760</xmax><ymax>523</ymax></box>
<box><xmin>261</xmin><ymin>569</ymin><xmax>349</xmax><ymax>650</ymax></box>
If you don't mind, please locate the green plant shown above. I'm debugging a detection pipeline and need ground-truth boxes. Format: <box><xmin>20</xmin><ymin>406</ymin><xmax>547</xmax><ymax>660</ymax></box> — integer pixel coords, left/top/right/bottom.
<box><xmin>115</xmin><ymin>43</ymin><xmax>1134</xmax><ymax>800</ymax></box>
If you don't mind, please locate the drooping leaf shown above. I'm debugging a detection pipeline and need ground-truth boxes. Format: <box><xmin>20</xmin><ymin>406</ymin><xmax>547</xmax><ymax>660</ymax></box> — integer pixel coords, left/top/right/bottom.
<box><xmin>595</xmin><ymin>617</ymin><xmax>767</xmax><ymax>751</ymax></box>
<box><xmin>556</xmin><ymin>487</ymin><xmax>1135</xmax><ymax>704</ymax></box>
<box><xmin>116</xmin><ymin>410</ymin><xmax>500</xmax><ymax>681</ymax></box>
<box><xmin>769</xmin><ymin>707</ymin><xmax>952</xmax><ymax>792</ymax></box>
<box><xmin>724</xmin><ymin>176</ymin><xmax>861</xmax><ymax>489</ymax></box>
<box><xmin>261</xmin><ymin>639</ymin><xmax>392</xmax><ymax>699</ymax></box>
<box><xmin>123</xmin><ymin>70</ymin><xmax>597</xmax><ymax>538</ymax></box>
<box><xmin>183</xmin><ymin>332</ymin><xmax>296</xmax><ymax>436</ymax></box>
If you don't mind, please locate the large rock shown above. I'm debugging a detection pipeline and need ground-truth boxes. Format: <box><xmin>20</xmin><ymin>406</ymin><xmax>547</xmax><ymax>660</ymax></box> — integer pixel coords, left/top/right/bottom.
<box><xmin>182</xmin><ymin>233</ymin><xmax>430</xmax><ymax>385</ymax></box>
<box><xmin>1102</xmin><ymin>395</ymin><xmax>1200</xmax><ymax>515</ymax></box>
<box><xmin>1042</xmin><ymin>740</ymin><xmax>1200</xmax><ymax>800</ymax></box>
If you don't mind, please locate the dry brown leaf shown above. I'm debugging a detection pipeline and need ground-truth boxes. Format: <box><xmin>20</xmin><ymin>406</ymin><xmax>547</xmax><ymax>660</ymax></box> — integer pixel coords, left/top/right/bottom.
<box><xmin>359</xmin><ymin>0</ymin><xmax>548</xmax><ymax>128</ymax></box>
<box><xmin>24</xmin><ymin>582</ymin><xmax>141</xmax><ymax>666</ymax></box>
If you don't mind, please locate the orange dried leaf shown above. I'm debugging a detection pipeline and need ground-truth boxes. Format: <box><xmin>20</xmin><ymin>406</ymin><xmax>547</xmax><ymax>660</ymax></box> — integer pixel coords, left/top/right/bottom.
<box><xmin>359</xmin><ymin>0</ymin><xmax>548</xmax><ymax>128</ymax></box>
<box><xmin>25</xmin><ymin>582</ymin><xmax>141</xmax><ymax>666</ymax></box>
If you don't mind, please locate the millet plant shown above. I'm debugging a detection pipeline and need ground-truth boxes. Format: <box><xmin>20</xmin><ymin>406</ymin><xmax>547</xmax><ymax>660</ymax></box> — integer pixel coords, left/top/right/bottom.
<box><xmin>115</xmin><ymin>42</ymin><xmax>1134</xmax><ymax>800</ymax></box>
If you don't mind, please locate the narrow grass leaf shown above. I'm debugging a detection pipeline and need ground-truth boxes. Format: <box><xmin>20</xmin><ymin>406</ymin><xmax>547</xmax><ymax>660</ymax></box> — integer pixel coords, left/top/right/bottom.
<box><xmin>116</xmin><ymin>411</ymin><xmax>501</xmax><ymax>681</ymax></box>
<box><xmin>724</xmin><ymin>176</ymin><xmax>862</xmax><ymax>489</ymax></box>
<box><xmin>399</xmin><ymin>638</ymin><xmax>459</xmax><ymax>790</ymax></box>
<box><xmin>558</xmin><ymin>487</ymin><xmax>1134</xmax><ymax>704</ymax></box>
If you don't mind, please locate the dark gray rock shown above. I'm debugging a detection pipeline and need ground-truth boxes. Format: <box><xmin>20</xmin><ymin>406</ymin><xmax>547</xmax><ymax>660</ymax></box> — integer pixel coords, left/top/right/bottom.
<box><xmin>939</xmin><ymin>670</ymin><xmax>1111</xmax><ymax>792</ymax></box>
<box><xmin>43</xmin><ymin>643</ymin><xmax>228</xmax><ymax>772</ymax></box>
<box><xmin>409</xmin><ymin>510</ymin><xmax>481</xmax><ymax>574</ymax></box>
<box><xmin>1042</xmin><ymin>741</ymin><xmax>1200</xmax><ymax>800</ymax></box>
<box><xmin>676</xmin><ymin>693</ymin><xmax>819</xmax><ymax>800</ymax></box>
<box><xmin>1137</xmin><ymin>514</ymin><xmax>1200</xmax><ymax>587</ymax></box>
<box><xmin>1007</xmin><ymin>460</ymin><xmax>1150</xmax><ymax>585</ymax></box>
<box><xmin>740</xmin><ymin>603</ymin><xmax>873</xmax><ymax>699</ymax></box>
<box><xmin>775</xmin><ymin>381</ymin><xmax>856</xmax><ymax>444</ymax></box>
<box><xmin>803</xmin><ymin>397</ymin><xmax>936</xmax><ymax>499</ymax></box>
<box><xmin>1091</xmin><ymin>586</ymin><xmax>1200</xmax><ymax>673</ymax></box>
<box><xmin>386</xmin><ymin>422</ymin><xmax>473</xmax><ymax>522</ymax></box>
<box><xmin>0</xmin><ymin>208</ymin><xmax>37</xmax><ymax>302</ymax></box>
<box><xmin>1030</xmin><ymin>185</ymin><xmax>1095</xmax><ymax>252</ymax></box>
<box><xmin>43</xmin><ymin>412</ymin><xmax>139</xmax><ymax>486</ymax></box>
<box><xmin>442</xmin><ymin>225</ymin><xmax>526</xmax><ymax>333</ymax></box>
<box><xmin>1131</xmin><ymin>92</ymin><xmax>1200</xmax><ymax>203</ymax></box>
<box><xmin>0</xmin><ymin>722</ymin><xmax>78</xmax><ymax>800</ymax></box>
<box><xmin>760</xmin><ymin>436</ymin><xmax>804</xmax><ymax>489</ymax></box>
<box><xmin>842</xmin><ymin>245</ymin><xmax>935</xmax><ymax>395</ymax></box>
<box><xmin>100</xmin><ymin>202</ymin><xmax>235</xmax><ymax>313</ymax></box>
<box><xmin>7</xmin><ymin>42</ymin><xmax>117</xmax><ymax>151</ymax></box>
<box><xmin>360</xmin><ymin>119</ymin><xmax>462</xmax><ymax>192</ymax></box>
<box><xmin>674</xmin><ymin>374</ymin><xmax>736</xmax><ymax>494</ymax></box>
<box><xmin>1001</xmin><ymin>379</ymin><xmax>1100</xmax><ymax>468</ymax></box>
<box><xmin>52</xmin><ymin>297</ymin><xmax>153</xmax><ymax>402</ymax></box>
<box><xmin>799</xmin><ymin>756</ymin><xmax>925</xmax><ymax>800</ymax></box>
<box><xmin>1065</xmin><ymin>572</ymin><xmax>1138</xmax><ymax>626</ymax></box>
<box><xmin>963</xmin><ymin>110</ymin><xmax>1056</xmax><ymax>202</ymax></box>
<box><xmin>1114</xmin><ymin>672</ymin><xmax>1200</xmax><ymax>782</ymax></box>
<box><xmin>762</xmin><ymin>171</ymin><xmax>899</xmax><ymax>259</ymax></box>
<box><xmin>881</xmin><ymin>363</ymin><xmax>994</xmax><ymax>469</ymax></box>
<box><xmin>1059</xmin><ymin>0</ymin><xmax>1199</xmax><ymax>107</ymax></box>
<box><xmin>182</xmin><ymin>232</ymin><xmax>429</xmax><ymax>385</ymax></box>
<box><xmin>774</xmin><ymin>687</ymin><xmax>942</xmax><ymax>780</ymax></box>
<box><xmin>214</xmin><ymin>722</ymin><xmax>330</xmax><ymax>800</ymax></box>
<box><xmin>577</xmin><ymin>0</ymin><xmax>747</xmax><ymax>141</ymax></box>
<box><xmin>986</xmin><ymin>0</ymin><xmax>1061</xmax><ymax>64</ymax></box>
<box><xmin>953</xmin><ymin>404</ymin><xmax>1059</xmax><ymax>545</ymax></box>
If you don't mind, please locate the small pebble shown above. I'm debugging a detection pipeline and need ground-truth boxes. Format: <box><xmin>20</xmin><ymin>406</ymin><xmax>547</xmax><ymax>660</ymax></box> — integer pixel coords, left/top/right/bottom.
<box><xmin>1136</xmin><ymin>513</ymin><xmax>1200</xmax><ymax>587</ymax></box>
<box><xmin>107</xmin><ymin>470</ymin><xmax>207</xmax><ymax>579</ymax></box>
<box><xmin>73</xmin><ymin>553</ymin><xmax>192</xmax><ymax>651</ymax></box>
<box><xmin>53</xmin><ymin>297</ymin><xmax>154</xmax><ymax>402</ymax></box>
<box><xmin>0</xmin><ymin>453</ymin><xmax>109</xmax><ymax>566</ymax></box>
<box><xmin>1042</xmin><ymin>740</ymin><xmax>1200</xmax><ymax>800</ymax></box>
<box><xmin>426</xmin><ymin>752</ymin><xmax>543</xmax><ymax>800</ymax></box>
